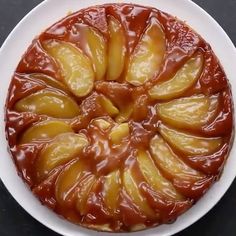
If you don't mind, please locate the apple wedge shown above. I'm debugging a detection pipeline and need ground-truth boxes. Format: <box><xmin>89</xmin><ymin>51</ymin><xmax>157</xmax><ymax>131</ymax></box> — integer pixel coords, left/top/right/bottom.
<box><xmin>159</xmin><ymin>124</ymin><xmax>222</xmax><ymax>155</ymax></box>
<box><xmin>76</xmin><ymin>175</ymin><xmax>96</xmax><ymax>215</ymax></box>
<box><xmin>126</xmin><ymin>17</ymin><xmax>165</xmax><ymax>86</ymax></box>
<box><xmin>43</xmin><ymin>40</ymin><xmax>94</xmax><ymax>97</ymax></box>
<box><xmin>84</xmin><ymin>27</ymin><xmax>107</xmax><ymax>80</ymax></box>
<box><xmin>35</xmin><ymin>133</ymin><xmax>89</xmax><ymax>182</ymax></box>
<box><xmin>30</xmin><ymin>73</ymin><xmax>69</xmax><ymax>93</ymax></box>
<box><xmin>99</xmin><ymin>96</ymin><xmax>119</xmax><ymax>117</ymax></box>
<box><xmin>55</xmin><ymin>159</ymin><xmax>89</xmax><ymax>205</ymax></box>
<box><xmin>103</xmin><ymin>170</ymin><xmax>120</xmax><ymax>214</ymax></box>
<box><xmin>149</xmin><ymin>53</ymin><xmax>204</xmax><ymax>100</ymax></box>
<box><xmin>123</xmin><ymin>168</ymin><xmax>155</xmax><ymax>217</ymax></box>
<box><xmin>107</xmin><ymin>16</ymin><xmax>126</xmax><ymax>81</ymax></box>
<box><xmin>14</xmin><ymin>90</ymin><xmax>80</xmax><ymax>118</ymax></box>
<box><xmin>93</xmin><ymin>118</ymin><xmax>111</xmax><ymax>131</ymax></box>
<box><xmin>109</xmin><ymin>123</ymin><xmax>129</xmax><ymax>145</ymax></box>
<box><xmin>115</xmin><ymin>105</ymin><xmax>133</xmax><ymax>123</ymax></box>
<box><xmin>136</xmin><ymin>151</ymin><xmax>183</xmax><ymax>200</ymax></box>
<box><xmin>20</xmin><ymin>120</ymin><xmax>73</xmax><ymax>144</ymax></box>
<box><xmin>56</xmin><ymin>159</ymin><xmax>96</xmax><ymax>214</ymax></box>
<box><xmin>150</xmin><ymin>135</ymin><xmax>204</xmax><ymax>181</ymax></box>
<box><xmin>157</xmin><ymin>95</ymin><xmax>218</xmax><ymax>129</ymax></box>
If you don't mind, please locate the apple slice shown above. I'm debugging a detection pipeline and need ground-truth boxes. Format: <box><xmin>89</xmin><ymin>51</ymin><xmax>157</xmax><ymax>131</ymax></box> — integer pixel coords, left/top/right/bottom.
<box><xmin>99</xmin><ymin>96</ymin><xmax>119</xmax><ymax>117</ymax></box>
<box><xmin>55</xmin><ymin>159</ymin><xmax>88</xmax><ymax>205</ymax></box>
<box><xmin>159</xmin><ymin>124</ymin><xmax>222</xmax><ymax>155</ymax></box>
<box><xmin>76</xmin><ymin>174</ymin><xmax>96</xmax><ymax>215</ymax></box>
<box><xmin>130</xmin><ymin>224</ymin><xmax>146</xmax><ymax>232</ymax></box>
<box><xmin>136</xmin><ymin>151</ymin><xmax>183</xmax><ymax>200</ymax></box>
<box><xmin>43</xmin><ymin>40</ymin><xmax>94</xmax><ymax>97</ymax></box>
<box><xmin>123</xmin><ymin>168</ymin><xmax>155</xmax><ymax>217</ymax></box>
<box><xmin>93</xmin><ymin>118</ymin><xmax>111</xmax><ymax>131</ymax></box>
<box><xmin>20</xmin><ymin>120</ymin><xmax>73</xmax><ymax>144</ymax></box>
<box><xmin>157</xmin><ymin>95</ymin><xmax>218</xmax><ymax>129</ymax></box>
<box><xmin>14</xmin><ymin>90</ymin><xmax>80</xmax><ymax>118</ymax></box>
<box><xmin>35</xmin><ymin>133</ymin><xmax>89</xmax><ymax>182</ymax></box>
<box><xmin>30</xmin><ymin>73</ymin><xmax>69</xmax><ymax>93</ymax></box>
<box><xmin>107</xmin><ymin>16</ymin><xmax>126</xmax><ymax>81</ymax></box>
<box><xmin>84</xmin><ymin>27</ymin><xmax>107</xmax><ymax>80</ymax></box>
<box><xmin>150</xmin><ymin>135</ymin><xmax>204</xmax><ymax>181</ymax></box>
<box><xmin>126</xmin><ymin>17</ymin><xmax>165</xmax><ymax>86</ymax></box>
<box><xmin>109</xmin><ymin>123</ymin><xmax>129</xmax><ymax>145</ymax></box>
<box><xmin>149</xmin><ymin>53</ymin><xmax>204</xmax><ymax>100</ymax></box>
<box><xmin>115</xmin><ymin>105</ymin><xmax>133</xmax><ymax>123</ymax></box>
<box><xmin>103</xmin><ymin>170</ymin><xmax>120</xmax><ymax>213</ymax></box>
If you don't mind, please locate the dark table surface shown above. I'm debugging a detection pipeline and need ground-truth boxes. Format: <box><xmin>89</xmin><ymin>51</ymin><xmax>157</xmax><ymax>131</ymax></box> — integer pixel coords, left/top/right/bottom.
<box><xmin>0</xmin><ymin>0</ymin><xmax>235</xmax><ymax>235</ymax></box>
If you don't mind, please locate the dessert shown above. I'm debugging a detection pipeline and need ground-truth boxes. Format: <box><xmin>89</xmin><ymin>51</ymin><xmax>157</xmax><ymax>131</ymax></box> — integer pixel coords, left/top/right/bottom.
<box><xmin>5</xmin><ymin>3</ymin><xmax>234</xmax><ymax>232</ymax></box>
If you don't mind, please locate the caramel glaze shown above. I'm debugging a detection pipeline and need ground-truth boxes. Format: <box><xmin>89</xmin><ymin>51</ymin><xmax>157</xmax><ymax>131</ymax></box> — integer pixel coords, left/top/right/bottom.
<box><xmin>5</xmin><ymin>3</ymin><xmax>234</xmax><ymax>232</ymax></box>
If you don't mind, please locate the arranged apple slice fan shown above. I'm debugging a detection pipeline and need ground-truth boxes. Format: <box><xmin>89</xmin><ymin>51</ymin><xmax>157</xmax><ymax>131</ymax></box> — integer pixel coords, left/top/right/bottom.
<box><xmin>5</xmin><ymin>4</ymin><xmax>233</xmax><ymax>232</ymax></box>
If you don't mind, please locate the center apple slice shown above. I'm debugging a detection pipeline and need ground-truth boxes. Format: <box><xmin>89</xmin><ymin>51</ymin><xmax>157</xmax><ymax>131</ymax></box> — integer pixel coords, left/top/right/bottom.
<box><xmin>156</xmin><ymin>94</ymin><xmax>219</xmax><ymax>129</ymax></box>
<box><xmin>149</xmin><ymin>53</ymin><xmax>204</xmax><ymax>100</ymax></box>
<box><xmin>43</xmin><ymin>40</ymin><xmax>94</xmax><ymax>97</ymax></box>
<box><xmin>92</xmin><ymin>118</ymin><xmax>112</xmax><ymax>131</ymax></box>
<box><xmin>98</xmin><ymin>95</ymin><xmax>119</xmax><ymax>117</ymax></box>
<box><xmin>126</xmin><ymin>17</ymin><xmax>166</xmax><ymax>86</ymax></box>
<box><xmin>159</xmin><ymin>124</ymin><xmax>222</xmax><ymax>155</ymax></box>
<box><xmin>109</xmin><ymin>123</ymin><xmax>130</xmax><ymax>145</ymax></box>
<box><xmin>115</xmin><ymin>105</ymin><xmax>134</xmax><ymax>123</ymax></box>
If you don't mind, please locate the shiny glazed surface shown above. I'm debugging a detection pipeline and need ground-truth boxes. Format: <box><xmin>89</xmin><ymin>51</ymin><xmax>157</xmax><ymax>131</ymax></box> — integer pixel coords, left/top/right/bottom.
<box><xmin>5</xmin><ymin>3</ymin><xmax>234</xmax><ymax>232</ymax></box>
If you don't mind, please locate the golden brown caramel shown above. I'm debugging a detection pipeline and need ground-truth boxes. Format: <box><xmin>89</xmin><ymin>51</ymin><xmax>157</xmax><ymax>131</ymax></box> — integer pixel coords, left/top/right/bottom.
<box><xmin>5</xmin><ymin>3</ymin><xmax>233</xmax><ymax>232</ymax></box>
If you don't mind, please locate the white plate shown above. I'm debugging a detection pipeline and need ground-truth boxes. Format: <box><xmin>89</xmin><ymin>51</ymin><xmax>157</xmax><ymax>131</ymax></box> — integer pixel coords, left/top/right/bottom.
<box><xmin>0</xmin><ymin>0</ymin><xmax>235</xmax><ymax>235</ymax></box>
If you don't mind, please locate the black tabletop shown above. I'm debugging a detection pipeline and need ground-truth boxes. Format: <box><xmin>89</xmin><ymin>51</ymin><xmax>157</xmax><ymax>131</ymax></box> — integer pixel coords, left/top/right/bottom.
<box><xmin>0</xmin><ymin>0</ymin><xmax>235</xmax><ymax>235</ymax></box>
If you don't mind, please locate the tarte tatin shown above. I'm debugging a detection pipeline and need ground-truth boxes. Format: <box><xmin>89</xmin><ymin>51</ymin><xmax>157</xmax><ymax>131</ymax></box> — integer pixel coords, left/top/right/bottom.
<box><xmin>5</xmin><ymin>3</ymin><xmax>234</xmax><ymax>232</ymax></box>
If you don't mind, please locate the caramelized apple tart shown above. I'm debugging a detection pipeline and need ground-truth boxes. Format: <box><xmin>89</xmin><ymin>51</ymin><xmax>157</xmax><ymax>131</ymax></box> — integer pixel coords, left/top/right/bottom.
<box><xmin>5</xmin><ymin>3</ymin><xmax>234</xmax><ymax>232</ymax></box>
